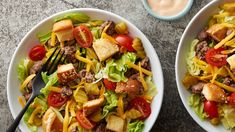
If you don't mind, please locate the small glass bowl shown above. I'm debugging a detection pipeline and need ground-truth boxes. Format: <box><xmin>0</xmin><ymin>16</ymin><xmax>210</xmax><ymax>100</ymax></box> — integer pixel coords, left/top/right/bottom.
<box><xmin>142</xmin><ymin>0</ymin><xmax>194</xmax><ymax>21</ymax></box>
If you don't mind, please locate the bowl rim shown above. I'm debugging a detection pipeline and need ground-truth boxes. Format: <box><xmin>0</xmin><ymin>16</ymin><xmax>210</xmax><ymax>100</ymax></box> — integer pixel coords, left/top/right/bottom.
<box><xmin>141</xmin><ymin>0</ymin><xmax>194</xmax><ymax>21</ymax></box>
<box><xmin>175</xmin><ymin>0</ymin><xmax>224</xmax><ymax>131</ymax></box>
<box><xmin>7</xmin><ymin>8</ymin><xmax>164</xmax><ymax>132</ymax></box>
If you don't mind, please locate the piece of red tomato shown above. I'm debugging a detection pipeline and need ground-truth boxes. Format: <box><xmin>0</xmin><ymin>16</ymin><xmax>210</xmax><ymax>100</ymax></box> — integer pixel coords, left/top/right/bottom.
<box><xmin>229</xmin><ymin>93</ymin><xmax>235</xmax><ymax>108</ymax></box>
<box><xmin>73</xmin><ymin>25</ymin><xmax>93</xmax><ymax>48</ymax></box>
<box><xmin>130</xmin><ymin>97</ymin><xmax>151</xmax><ymax>119</ymax></box>
<box><xmin>114</xmin><ymin>34</ymin><xmax>135</xmax><ymax>51</ymax></box>
<box><xmin>205</xmin><ymin>48</ymin><xmax>227</xmax><ymax>67</ymax></box>
<box><xmin>47</xmin><ymin>91</ymin><xmax>67</xmax><ymax>107</ymax></box>
<box><xmin>76</xmin><ymin>110</ymin><xmax>94</xmax><ymax>129</ymax></box>
<box><xmin>204</xmin><ymin>100</ymin><xmax>218</xmax><ymax>119</ymax></box>
<box><xmin>103</xmin><ymin>79</ymin><xmax>116</xmax><ymax>90</ymax></box>
<box><xmin>29</xmin><ymin>45</ymin><xmax>46</xmax><ymax>61</ymax></box>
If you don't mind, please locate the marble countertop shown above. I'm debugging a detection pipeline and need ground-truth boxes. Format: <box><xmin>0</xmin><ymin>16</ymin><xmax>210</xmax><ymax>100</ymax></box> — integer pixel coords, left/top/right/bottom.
<box><xmin>0</xmin><ymin>0</ymin><xmax>211</xmax><ymax>131</ymax></box>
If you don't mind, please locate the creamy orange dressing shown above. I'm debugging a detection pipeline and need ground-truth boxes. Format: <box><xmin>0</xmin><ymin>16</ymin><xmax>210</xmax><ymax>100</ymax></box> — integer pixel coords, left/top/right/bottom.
<box><xmin>147</xmin><ymin>0</ymin><xmax>189</xmax><ymax>17</ymax></box>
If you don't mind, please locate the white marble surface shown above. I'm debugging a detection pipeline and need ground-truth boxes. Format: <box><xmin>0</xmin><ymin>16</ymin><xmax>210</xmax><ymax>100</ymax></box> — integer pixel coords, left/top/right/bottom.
<box><xmin>0</xmin><ymin>0</ymin><xmax>211</xmax><ymax>131</ymax></box>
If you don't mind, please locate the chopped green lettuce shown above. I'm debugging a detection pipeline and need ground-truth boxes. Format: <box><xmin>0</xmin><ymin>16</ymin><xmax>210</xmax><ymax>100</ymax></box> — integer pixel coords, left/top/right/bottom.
<box><xmin>23</xmin><ymin>107</ymin><xmax>37</xmax><ymax>132</ymax></box>
<box><xmin>41</xmin><ymin>72</ymin><xmax>49</xmax><ymax>84</ymax></box>
<box><xmin>31</xmin><ymin>97</ymin><xmax>48</xmax><ymax>113</ymax></box>
<box><xmin>54</xmin><ymin>13</ymin><xmax>90</xmax><ymax>23</ymax></box>
<box><xmin>37</xmin><ymin>32</ymin><xmax>51</xmax><ymax>44</ymax></box>
<box><xmin>17</xmin><ymin>58</ymin><xmax>33</xmax><ymax>83</ymax></box>
<box><xmin>103</xmin><ymin>52</ymin><xmax>136</xmax><ymax>82</ymax></box>
<box><xmin>220</xmin><ymin>105</ymin><xmax>235</xmax><ymax>129</ymax></box>
<box><xmin>127</xmin><ymin>120</ymin><xmax>144</xmax><ymax>132</ymax></box>
<box><xmin>40</xmin><ymin>71</ymin><xmax>58</xmax><ymax>97</ymax></box>
<box><xmin>188</xmin><ymin>94</ymin><xmax>208</xmax><ymax>120</ymax></box>
<box><xmin>103</xmin><ymin>90</ymin><xmax>118</xmax><ymax>117</ymax></box>
<box><xmin>144</xmin><ymin>76</ymin><xmax>157</xmax><ymax>98</ymax></box>
<box><xmin>91</xmin><ymin>27</ymin><xmax>100</xmax><ymax>39</ymax></box>
<box><xmin>186</xmin><ymin>39</ymin><xmax>201</xmax><ymax>76</ymax></box>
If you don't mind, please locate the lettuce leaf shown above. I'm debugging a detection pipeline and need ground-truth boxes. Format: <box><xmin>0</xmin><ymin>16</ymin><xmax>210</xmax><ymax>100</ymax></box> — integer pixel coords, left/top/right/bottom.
<box><xmin>186</xmin><ymin>39</ymin><xmax>201</xmax><ymax>76</ymax></box>
<box><xmin>127</xmin><ymin>120</ymin><xmax>144</xmax><ymax>132</ymax></box>
<box><xmin>23</xmin><ymin>107</ymin><xmax>37</xmax><ymax>132</ymax></box>
<box><xmin>40</xmin><ymin>71</ymin><xmax>58</xmax><ymax>97</ymax></box>
<box><xmin>17</xmin><ymin>59</ymin><xmax>32</xmax><ymax>83</ymax></box>
<box><xmin>220</xmin><ymin>105</ymin><xmax>235</xmax><ymax>129</ymax></box>
<box><xmin>103</xmin><ymin>90</ymin><xmax>118</xmax><ymax>117</ymax></box>
<box><xmin>103</xmin><ymin>52</ymin><xmax>136</xmax><ymax>82</ymax></box>
<box><xmin>37</xmin><ymin>32</ymin><xmax>51</xmax><ymax>44</ymax></box>
<box><xmin>188</xmin><ymin>94</ymin><xmax>208</xmax><ymax>120</ymax></box>
<box><xmin>31</xmin><ymin>97</ymin><xmax>48</xmax><ymax>113</ymax></box>
<box><xmin>54</xmin><ymin>13</ymin><xmax>90</xmax><ymax>23</ymax></box>
<box><xmin>144</xmin><ymin>76</ymin><xmax>157</xmax><ymax>98</ymax></box>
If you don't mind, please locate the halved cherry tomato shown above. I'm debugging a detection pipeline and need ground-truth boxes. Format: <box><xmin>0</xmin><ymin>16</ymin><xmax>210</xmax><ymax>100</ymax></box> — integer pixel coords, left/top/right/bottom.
<box><xmin>229</xmin><ymin>93</ymin><xmax>235</xmax><ymax>108</ymax></box>
<box><xmin>114</xmin><ymin>34</ymin><xmax>135</xmax><ymax>51</ymax></box>
<box><xmin>130</xmin><ymin>97</ymin><xmax>151</xmax><ymax>119</ymax></box>
<box><xmin>204</xmin><ymin>100</ymin><xmax>218</xmax><ymax>119</ymax></box>
<box><xmin>205</xmin><ymin>48</ymin><xmax>227</xmax><ymax>67</ymax></box>
<box><xmin>76</xmin><ymin>110</ymin><xmax>94</xmax><ymax>129</ymax></box>
<box><xmin>73</xmin><ymin>25</ymin><xmax>93</xmax><ymax>48</ymax></box>
<box><xmin>47</xmin><ymin>91</ymin><xmax>67</xmax><ymax>107</ymax></box>
<box><xmin>29</xmin><ymin>45</ymin><xmax>46</xmax><ymax>61</ymax></box>
<box><xmin>103</xmin><ymin>79</ymin><xmax>116</xmax><ymax>90</ymax></box>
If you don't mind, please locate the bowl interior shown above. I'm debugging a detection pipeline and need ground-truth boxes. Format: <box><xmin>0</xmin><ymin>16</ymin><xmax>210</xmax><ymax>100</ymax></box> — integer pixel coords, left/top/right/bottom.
<box><xmin>7</xmin><ymin>8</ymin><xmax>164</xmax><ymax>132</ymax></box>
<box><xmin>176</xmin><ymin>0</ymin><xmax>235</xmax><ymax>131</ymax></box>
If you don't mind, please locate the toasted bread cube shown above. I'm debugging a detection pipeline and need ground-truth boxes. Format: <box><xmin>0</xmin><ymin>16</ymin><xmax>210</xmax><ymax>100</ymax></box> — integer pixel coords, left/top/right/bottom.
<box><xmin>206</xmin><ymin>24</ymin><xmax>227</xmax><ymax>42</ymax></box>
<box><xmin>83</xmin><ymin>97</ymin><xmax>104</xmax><ymax>116</ymax></box>
<box><xmin>202</xmin><ymin>83</ymin><xmax>226</xmax><ymax>102</ymax></box>
<box><xmin>227</xmin><ymin>54</ymin><xmax>235</xmax><ymax>70</ymax></box>
<box><xmin>106</xmin><ymin>115</ymin><xmax>125</xmax><ymax>132</ymax></box>
<box><xmin>53</xmin><ymin>19</ymin><xmax>74</xmax><ymax>42</ymax></box>
<box><xmin>83</xmin><ymin>97</ymin><xmax>104</xmax><ymax>110</ymax></box>
<box><xmin>92</xmin><ymin>38</ymin><xmax>119</xmax><ymax>61</ymax></box>
<box><xmin>57</xmin><ymin>63</ymin><xmax>78</xmax><ymax>83</ymax></box>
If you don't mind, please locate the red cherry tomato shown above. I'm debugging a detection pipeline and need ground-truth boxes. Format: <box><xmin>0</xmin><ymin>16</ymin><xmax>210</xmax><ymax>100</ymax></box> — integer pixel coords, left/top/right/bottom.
<box><xmin>47</xmin><ymin>91</ymin><xmax>67</xmax><ymax>107</ymax></box>
<box><xmin>130</xmin><ymin>97</ymin><xmax>151</xmax><ymax>119</ymax></box>
<box><xmin>29</xmin><ymin>45</ymin><xmax>46</xmax><ymax>61</ymax></box>
<box><xmin>73</xmin><ymin>25</ymin><xmax>93</xmax><ymax>48</ymax></box>
<box><xmin>204</xmin><ymin>100</ymin><xmax>218</xmax><ymax>119</ymax></box>
<box><xmin>76</xmin><ymin>110</ymin><xmax>94</xmax><ymax>129</ymax></box>
<box><xmin>103</xmin><ymin>79</ymin><xmax>116</xmax><ymax>90</ymax></box>
<box><xmin>229</xmin><ymin>93</ymin><xmax>235</xmax><ymax>108</ymax></box>
<box><xmin>205</xmin><ymin>48</ymin><xmax>227</xmax><ymax>67</ymax></box>
<box><xmin>114</xmin><ymin>34</ymin><xmax>135</xmax><ymax>51</ymax></box>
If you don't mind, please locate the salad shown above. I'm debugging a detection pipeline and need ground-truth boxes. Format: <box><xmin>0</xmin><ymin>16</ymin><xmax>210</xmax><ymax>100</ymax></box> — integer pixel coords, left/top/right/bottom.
<box><xmin>17</xmin><ymin>12</ymin><xmax>157</xmax><ymax>132</ymax></box>
<box><xmin>183</xmin><ymin>2</ymin><xmax>235</xmax><ymax>130</ymax></box>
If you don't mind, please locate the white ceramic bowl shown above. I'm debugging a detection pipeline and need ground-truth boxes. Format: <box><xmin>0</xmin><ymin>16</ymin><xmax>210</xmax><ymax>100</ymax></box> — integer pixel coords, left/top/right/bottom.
<box><xmin>176</xmin><ymin>0</ymin><xmax>235</xmax><ymax>131</ymax></box>
<box><xmin>7</xmin><ymin>8</ymin><xmax>164</xmax><ymax>132</ymax></box>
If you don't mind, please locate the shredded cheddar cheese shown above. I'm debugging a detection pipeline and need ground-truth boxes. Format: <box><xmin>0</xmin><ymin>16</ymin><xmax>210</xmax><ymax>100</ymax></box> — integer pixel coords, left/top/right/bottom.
<box><xmin>213</xmin><ymin>80</ymin><xmax>235</xmax><ymax>92</ymax></box>
<box><xmin>126</xmin><ymin>62</ymin><xmax>152</xmax><ymax>76</ymax></box>
<box><xmin>48</xmin><ymin>86</ymin><xmax>62</xmax><ymax>93</ymax></box>
<box><xmin>139</xmin><ymin>63</ymin><xmax>148</xmax><ymax>91</ymax></box>
<box><xmin>28</xmin><ymin>106</ymin><xmax>41</xmax><ymax>125</ymax></box>
<box><xmin>225</xmin><ymin>66</ymin><xmax>235</xmax><ymax>82</ymax></box>
<box><xmin>20</xmin><ymin>74</ymin><xmax>36</xmax><ymax>92</ymax></box>
<box><xmin>75</xmin><ymin>51</ymin><xmax>93</xmax><ymax>64</ymax></box>
<box><xmin>214</xmin><ymin>31</ymin><xmax>235</xmax><ymax>49</ymax></box>
<box><xmin>60</xmin><ymin>41</ymin><xmax>64</xmax><ymax>48</ymax></box>
<box><xmin>63</xmin><ymin>100</ymin><xmax>71</xmax><ymax>132</ymax></box>
<box><xmin>18</xmin><ymin>96</ymin><xmax>26</xmax><ymax>108</ymax></box>
<box><xmin>117</xmin><ymin>95</ymin><xmax>125</xmax><ymax>119</ymax></box>
<box><xmin>50</xmin><ymin>32</ymin><xmax>56</xmax><ymax>46</ymax></box>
